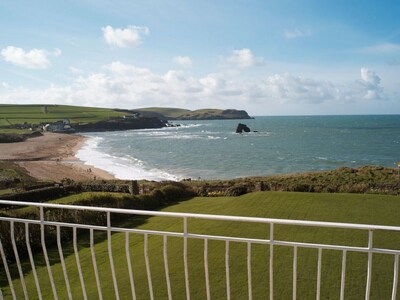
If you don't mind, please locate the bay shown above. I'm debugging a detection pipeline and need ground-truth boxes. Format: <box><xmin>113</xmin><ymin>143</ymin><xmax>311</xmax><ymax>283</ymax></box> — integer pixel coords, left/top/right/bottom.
<box><xmin>76</xmin><ymin>115</ymin><xmax>400</xmax><ymax>181</ymax></box>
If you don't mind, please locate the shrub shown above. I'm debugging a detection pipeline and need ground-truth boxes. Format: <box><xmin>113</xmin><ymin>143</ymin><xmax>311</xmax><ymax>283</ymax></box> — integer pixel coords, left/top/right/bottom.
<box><xmin>160</xmin><ymin>184</ymin><xmax>195</xmax><ymax>203</ymax></box>
<box><xmin>225</xmin><ymin>185</ymin><xmax>248</xmax><ymax>197</ymax></box>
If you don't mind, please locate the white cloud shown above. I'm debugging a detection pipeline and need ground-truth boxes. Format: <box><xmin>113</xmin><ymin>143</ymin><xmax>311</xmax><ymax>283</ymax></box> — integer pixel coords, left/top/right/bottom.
<box><xmin>284</xmin><ymin>29</ymin><xmax>312</xmax><ymax>39</ymax></box>
<box><xmin>260</xmin><ymin>73</ymin><xmax>337</xmax><ymax>104</ymax></box>
<box><xmin>102</xmin><ymin>25</ymin><xmax>150</xmax><ymax>48</ymax></box>
<box><xmin>360</xmin><ymin>43</ymin><xmax>400</xmax><ymax>54</ymax></box>
<box><xmin>1</xmin><ymin>82</ymin><xmax>9</xmax><ymax>88</ymax></box>
<box><xmin>173</xmin><ymin>56</ymin><xmax>193</xmax><ymax>67</ymax></box>
<box><xmin>225</xmin><ymin>48</ymin><xmax>265</xmax><ymax>69</ymax></box>
<box><xmin>358</xmin><ymin>68</ymin><xmax>383</xmax><ymax>100</ymax></box>
<box><xmin>0</xmin><ymin>62</ymin><xmax>386</xmax><ymax>110</ymax></box>
<box><xmin>1</xmin><ymin>46</ymin><xmax>61</xmax><ymax>69</ymax></box>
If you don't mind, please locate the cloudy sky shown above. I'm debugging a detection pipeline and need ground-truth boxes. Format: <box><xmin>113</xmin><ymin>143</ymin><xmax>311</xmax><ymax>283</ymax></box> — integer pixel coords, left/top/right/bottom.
<box><xmin>0</xmin><ymin>0</ymin><xmax>399</xmax><ymax>115</ymax></box>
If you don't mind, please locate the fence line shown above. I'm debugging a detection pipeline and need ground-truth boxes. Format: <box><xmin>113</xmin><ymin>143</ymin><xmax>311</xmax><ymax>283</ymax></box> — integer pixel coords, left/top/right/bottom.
<box><xmin>0</xmin><ymin>200</ymin><xmax>399</xmax><ymax>299</ymax></box>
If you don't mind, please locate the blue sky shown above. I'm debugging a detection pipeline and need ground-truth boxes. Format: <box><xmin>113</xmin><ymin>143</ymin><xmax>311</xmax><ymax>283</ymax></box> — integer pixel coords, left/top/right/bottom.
<box><xmin>0</xmin><ymin>0</ymin><xmax>399</xmax><ymax>115</ymax></box>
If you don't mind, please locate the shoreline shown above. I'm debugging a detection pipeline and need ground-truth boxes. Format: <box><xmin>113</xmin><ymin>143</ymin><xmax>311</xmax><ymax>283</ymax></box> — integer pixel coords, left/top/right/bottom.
<box><xmin>0</xmin><ymin>132</ymin><xmax>115</xmax><ymax>181</ymax></box>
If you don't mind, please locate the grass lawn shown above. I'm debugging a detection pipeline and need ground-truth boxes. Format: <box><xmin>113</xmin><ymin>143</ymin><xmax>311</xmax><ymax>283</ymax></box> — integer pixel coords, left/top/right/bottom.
<box><xmin>2</xmin><ymin>191</ymin><xmax>400</xmax><ymax>299</ymax></box>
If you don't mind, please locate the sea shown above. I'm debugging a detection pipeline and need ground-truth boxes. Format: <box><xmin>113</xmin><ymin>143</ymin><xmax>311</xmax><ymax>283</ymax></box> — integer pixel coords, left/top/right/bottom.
<box><xmin>75</xmin><ymin>115</ymin><xmax>400</xmax><ymax>181</ymax></box>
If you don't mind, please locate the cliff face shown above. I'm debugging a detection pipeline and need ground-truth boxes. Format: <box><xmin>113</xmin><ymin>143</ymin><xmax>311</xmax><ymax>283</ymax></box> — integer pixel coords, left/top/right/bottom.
<box><xmin>73</xmin><ymin>117</ymin><xmax>167</xmax><ymax>132</ymax></box>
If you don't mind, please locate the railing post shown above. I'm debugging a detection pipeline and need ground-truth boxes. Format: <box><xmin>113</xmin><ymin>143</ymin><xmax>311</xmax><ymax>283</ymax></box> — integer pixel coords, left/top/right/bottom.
<box><xmin>293</xmin><ymin>246</ymin><xmax>297</xmax><ymax>300</ymax></box>
<box><xmin>107</xmin><ymin>211</ymin><xmax>119</xmax><ymax>300</ymax></box>
<box><xmin>247</xmin><ymin>242</ymin><xmax>253</xmax><ymax>300</ymax></box>
<box><xmin>126</xmin><ymin>232</ymin><xmax>137</xmax><ymax>300</ymax></box>
<box><xmin>183</xmin><ymin>217</ymin><xmax>190</xmax><ymax>300</ymax></box>
<box><xmin>340</xmin><ymin>250</ymin><xmax>347</xmax><ymax>300</ymax></box>
<box><xmin>73</xmin><ymin>227</ymin><xmax>87</xmax><ymax>300</ymax></box>
<box><xmin>144</xmin><ymin>234</ymin><xmax>154</xmax><ymax>300</ymax></box>
<box><xmin>0</xmin><ymin>234</ymin><xmax>16</xmax><ymax>300</ymax></box>
<box><xmin>365</xmin><ymin>230</ymin><xmax>373</xmax><ymax>300</ymax></box>
<box><xmin>163</xmin><ymin>235</ymin><xmax>172</xmax><ymax>300</ymax></box>
<box><xmin>40</xmin><ymin>207</ymin><xmax>58</xmax><ymax>300</ymax></box>
<box><xmin>25</xmin><ymin>223</ymin><xmax>42</xmax><ymax>300</ymax></box>
<box><xmin>90</xmin><ymin>228</ymin><xmax>103</xmax><ymax>300</ymax></box>
<box><xmin>56</xmin><ymin>225</ymin><xmax>72</xmax><ymax>300</ymax></box>
<box><xmin>392</xmin><ymin>255</ymin><xmax>399</xmax><ymax>300</ymax></box>
<box><xmin>10</xmin><ymin>221</ymin><xmax>28</xmax><ymax>299</ymax></box>
<box><xmin>226</xmin><ymin>240</ymin><xmax>231</xmax><ymax>300</ymax></box>
<box><xmin>204</xmin><ymin>238</ymin><xmax>211</xmax><ymax>300</ymax></box>
<box><xmin>270</xmin><ymin>223</ymin><xmax>274</xmax><ymax>300</ymax></box>
<box><xmin>316</xmin><ymin>248</ymin><xmax>322</xmax><ymax>300</ymax></box>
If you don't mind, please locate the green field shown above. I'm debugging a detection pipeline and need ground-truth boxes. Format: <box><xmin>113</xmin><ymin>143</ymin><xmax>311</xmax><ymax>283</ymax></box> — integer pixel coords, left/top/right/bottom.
<box><xmin>2</xmin><ymin>191</ymin><xmax>400</xmax><ymax>299</ymax></box>
<box><xmin>0</xmin><ymin>104</ymin><xmax>126</xmax><ymax>127</ymax></box>
<box><xmin>135</xmin><ymin>107</ymin><xmax>249</xmax><ymax>120</ymax></box>
<box><xmin>135</xmin><ymin>107</ymin><xmax>191</xmax><ymax>118</ymax></box>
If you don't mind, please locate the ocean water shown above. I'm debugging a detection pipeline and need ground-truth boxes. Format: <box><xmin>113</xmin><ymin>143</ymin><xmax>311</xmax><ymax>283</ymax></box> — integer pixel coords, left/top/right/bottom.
<box><xmin>76</xmin><ymin>115</ymin><xmax>400</xmax><ymax>181</ymax></box>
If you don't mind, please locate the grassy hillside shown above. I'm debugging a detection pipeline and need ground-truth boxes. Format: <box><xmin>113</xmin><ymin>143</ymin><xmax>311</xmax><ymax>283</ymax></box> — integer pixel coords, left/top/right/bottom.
<box><xmin>134</xmin><ymin>107</ymin><xmax>191</xmax><ymax>119</ymax></box>
<box><xmin>135</xmin><ymin>107</ymin><xmax>251</xmax><ymax>120</ymax></box>
<box><xmin>0</xmin><ymin>104</ymin><xmax>126</xmax><ymax>128</ymax></box>
<box><xmin>2</xmin><ymin>191</ymin><xmax>400</xmax><ymax>299</ymax></box>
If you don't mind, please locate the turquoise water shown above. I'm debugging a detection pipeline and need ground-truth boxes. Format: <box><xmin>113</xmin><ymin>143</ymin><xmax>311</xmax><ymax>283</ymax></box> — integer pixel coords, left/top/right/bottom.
<box><xmin>76</xmin><ymin>115</ymin><xmax>400</xmax><ymax>180</ymax></box>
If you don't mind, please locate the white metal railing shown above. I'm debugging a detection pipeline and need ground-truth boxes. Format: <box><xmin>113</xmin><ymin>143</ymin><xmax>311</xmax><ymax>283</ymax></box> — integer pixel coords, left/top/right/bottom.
<box><xmin>0</xmin><ymin>199</ymin><xmax>399</xmax><ymax>299</ymax></box>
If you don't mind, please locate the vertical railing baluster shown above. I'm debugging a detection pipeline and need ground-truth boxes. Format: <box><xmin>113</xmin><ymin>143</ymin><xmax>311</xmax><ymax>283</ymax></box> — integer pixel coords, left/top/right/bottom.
<box><xmin>10</xmin><ymin>221</ymin><xmax>28</xmax><ymax>299</ymax></box>
<box><xmin>270</xmin><ymin>223</ymin><xmax>274</xmax><ymax>300</ymax></box>
<box><xmin>25</xmin><ymin>223</ymin><xmax>42</xmax><ymax>300</ymax></box>
<box><xmin>125</xmin><ymin>232</ymin><xmax>136</xmax><ymax>300</ymax></box>
<box><xmin>316</xmin><ymin>248</ymin><xmax>322</xmax><ymax>300</ymax></box>
<box><xmin>107</xmin><ymin>212</ymin><xmax>120</xmax><ymax>300</ymax></box>
<box><xmin>204</xmin><ymin>238</ymin><xmax>211</xmax><ymax>300</ymax></box>
<box><xmin>90</xmin><ymin>228</ymin><xmax>103</xmax><ymax>300</ymax></box>
<box><xmin>365</xmin><ymin>230</ymin><xmax>373</xmax><ymax>300</ymax></box>
<box><xmin>247</xmin><ymin>242</ymin><xmax>252</xmax><ymax>300</ymax></box>
<box><xmin>0</xmin><ymin>232</ymin><xmax>16</xmax><ymax>300</ymax></box>
<box><xmin>183</xmin><ymin>217</ymin><xmax>190</xmax><ymax>300</ymax></box>
<box><xmin>293</xmin><ymin>246</ymin><xmax>297</xmax><ymax>300</ymax></box>
<box><xmin>225</xmin><ymin>240</ymin><xmax>230</xmax><ymax>300</ymax></box>
<box><xmin>392</xmin><ymin>255</ymin><xmax>399</xmax><ymax>300</ymax></box>
<box><xmin>163</xmin><ymin>235</ymin><xmax>172</xmax><ymax>300</ymax></box>
<box><xmin>340</xmin><ymin>250</ymin><xmax>347</xmax><ymax>300</ymax></box>
<box><xmin>56</xmin><ymin>226</ymin><xmax>72</xmax><ymax>300</ymax></box>
<box><xmin>73</xmin><ymin>227</ymin><xmax>87</xmax><ymax>300</ymax></box>
<box><xmin>40</xmin><ymin>207</ymin><xmax>58</xmax><ymax>300</ymax></box>
<box><xmin>144</xmin><ymin>234</ymin><xmax>154</xmax><ymax>300</ymax></box>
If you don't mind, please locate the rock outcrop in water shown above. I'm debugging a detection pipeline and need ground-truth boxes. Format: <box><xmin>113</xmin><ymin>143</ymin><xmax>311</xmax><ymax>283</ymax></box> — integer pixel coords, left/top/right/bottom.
<box><xmin>236</xmin><ymin>123</ymin><xmax>251</xmax><ymax>133</ymax></box>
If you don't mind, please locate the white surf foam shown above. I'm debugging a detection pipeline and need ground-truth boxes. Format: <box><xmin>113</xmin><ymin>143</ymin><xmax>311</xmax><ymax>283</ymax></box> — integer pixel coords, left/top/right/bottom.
<box><xmin>76</xmin><ymin>136</ymin><xmax>182</xmax><ymax>181</ymax></box>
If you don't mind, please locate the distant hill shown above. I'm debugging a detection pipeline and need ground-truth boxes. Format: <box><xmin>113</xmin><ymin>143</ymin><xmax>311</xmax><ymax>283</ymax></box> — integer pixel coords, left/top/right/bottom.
<box><xmin>133</xmin><ymin>107</ymin><xmax>252</xmax><ymax>120</ymax></box>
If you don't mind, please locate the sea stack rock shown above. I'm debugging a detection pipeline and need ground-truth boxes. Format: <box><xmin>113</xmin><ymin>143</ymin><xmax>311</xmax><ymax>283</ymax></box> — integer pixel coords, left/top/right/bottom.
<box><xmin>236</xmin><ymin>123</ymin><xmax>251</xmax><ymax>133</ymax></box>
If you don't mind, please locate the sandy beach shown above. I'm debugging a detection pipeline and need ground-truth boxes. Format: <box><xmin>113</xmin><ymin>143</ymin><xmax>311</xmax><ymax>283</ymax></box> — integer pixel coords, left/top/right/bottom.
<box><xmin>0</xmin><ymin>132</ymin><xmax>114</xmax><ymax>181</ymax></box>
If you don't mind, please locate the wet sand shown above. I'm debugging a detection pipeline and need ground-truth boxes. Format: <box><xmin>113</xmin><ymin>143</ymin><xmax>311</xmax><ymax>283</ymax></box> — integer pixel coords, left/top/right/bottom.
<box><xmin>0</xmin><ymin>132</ymin><xmax>115</xmax><ymax>181</ymax></box>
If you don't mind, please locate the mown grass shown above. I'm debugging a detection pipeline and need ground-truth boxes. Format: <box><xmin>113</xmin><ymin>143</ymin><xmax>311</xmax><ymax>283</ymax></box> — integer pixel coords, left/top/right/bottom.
<box><xmin>2</xmin><ymin>191</ymin><xmax>400</xmax><ymax>299</ymax></box>
<box><xmin>0</xmin><ymin>104</ymin><xmax>126</xmax><ymax>126</ymax></box>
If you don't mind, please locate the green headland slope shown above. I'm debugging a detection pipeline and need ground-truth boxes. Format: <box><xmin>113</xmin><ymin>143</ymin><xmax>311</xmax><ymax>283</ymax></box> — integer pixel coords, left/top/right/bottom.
<box><xmin>134</xmin><ymin>107</ymin><xmax>252</xmax><ymax>120</ymax></box>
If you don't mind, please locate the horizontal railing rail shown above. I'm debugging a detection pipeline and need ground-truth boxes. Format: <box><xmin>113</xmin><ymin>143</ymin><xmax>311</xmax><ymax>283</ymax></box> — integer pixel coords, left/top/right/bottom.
<box><xmin>0</xmin><ymin>199</ymin><xmax>399</xmax><ymax>300</ymax></box>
